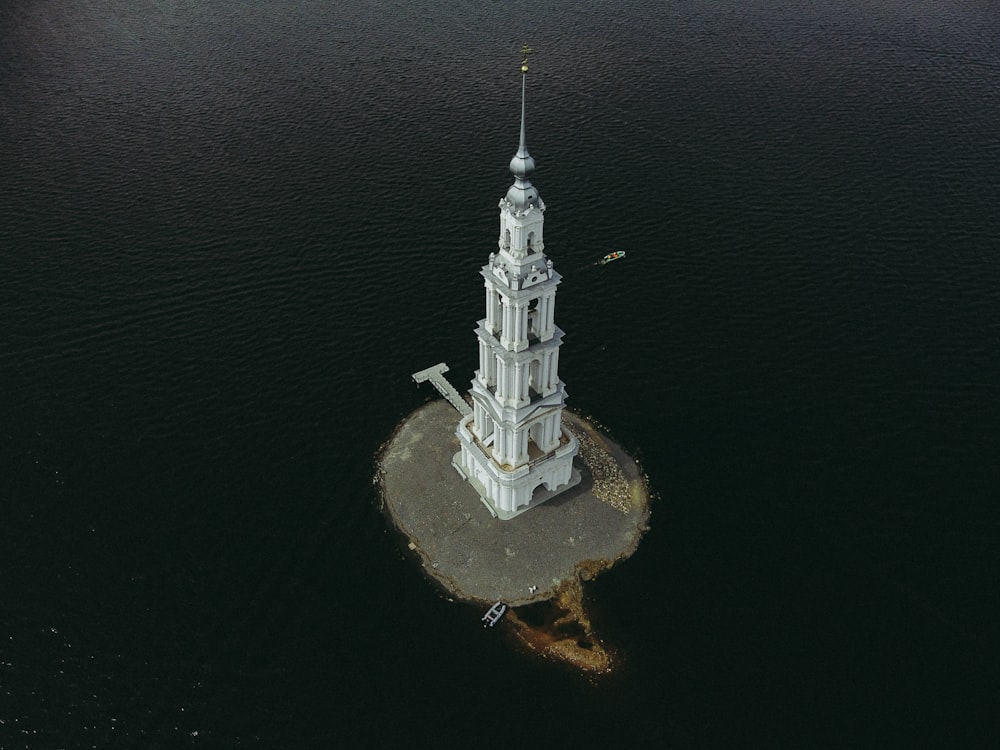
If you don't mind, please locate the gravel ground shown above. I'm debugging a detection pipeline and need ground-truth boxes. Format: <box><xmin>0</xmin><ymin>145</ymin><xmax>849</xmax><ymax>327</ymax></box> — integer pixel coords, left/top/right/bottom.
<box><xmin>377</xmin><ymin>399</ymin><xmax>650</xmax><ymax>606</ymax></box>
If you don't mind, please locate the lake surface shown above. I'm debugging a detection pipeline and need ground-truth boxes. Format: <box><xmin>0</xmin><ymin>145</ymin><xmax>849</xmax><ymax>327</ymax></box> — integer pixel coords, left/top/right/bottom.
<box><xmin>2</xmin><ymin>0</ymin><xmax>998</xmax><ymax>746</ymax></box>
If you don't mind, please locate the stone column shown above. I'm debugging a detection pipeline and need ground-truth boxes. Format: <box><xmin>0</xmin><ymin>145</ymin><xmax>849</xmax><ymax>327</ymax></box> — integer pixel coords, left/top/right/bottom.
<box><xmin>486</xmin><ymin>348</ymin><xmax>496</xmax><ymax>386</ymax></box>
<box><xmin>493</xmin><ymin>426</ymin><xmax>507</xmax><ymax>465</ymax></box>
<box><xmin>473</xmin><ymin>401</ymin><xmax>483</xmax><ymax>438</ymax></box>
<box><xmin>495</xmin><ymin>356</ymin><xmax>505</xmax><ymax>399</ymax></box>
<box><xmin>508</xmin><ymin>304</ymin><xmax>519</xmax><ymax>348</ymax></box>
<box><xmin>485</xmin><ymin>286</ymin><xmax>495</xmax><ymax>331</ymax></box>
<box><xmin>499</xmin><ymin>484</ymin><xmax>512</xmax><ymax>512</ymax></box>
<box><xmin>504</xmin><ymin>302</ymin><xmax>515</xmax><ymax>347</ymax></box>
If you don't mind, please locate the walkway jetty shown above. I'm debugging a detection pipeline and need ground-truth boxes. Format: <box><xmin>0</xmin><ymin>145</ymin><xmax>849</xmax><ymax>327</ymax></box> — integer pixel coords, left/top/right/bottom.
<box><xmin>411</xmin><ymin>363</ymin><xmax>471</xmax><ymax>417</ymax></box>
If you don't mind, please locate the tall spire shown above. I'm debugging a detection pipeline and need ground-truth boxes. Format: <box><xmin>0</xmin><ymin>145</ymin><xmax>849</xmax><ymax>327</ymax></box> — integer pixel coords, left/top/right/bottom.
<box><xmin>454</xmin><ymin>44</ymin><xmax>579</xmax><ymax>519</ymax></box>
<box><xmin>506</xmin><ymin>45</ymin><xmax>539</xmax><ymax>212</ymax></box>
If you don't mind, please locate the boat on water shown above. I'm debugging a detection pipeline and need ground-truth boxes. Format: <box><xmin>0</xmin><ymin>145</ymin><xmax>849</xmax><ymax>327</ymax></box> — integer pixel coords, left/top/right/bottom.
<box><xmin>482</xmin><ymin>601</ymin><xmax>507</xmax><ymax>627</ymax></box>
<box><xmin>598</xmin><ymin>250</ymin><xmax>626</xmax><ymax>265</ymax></box>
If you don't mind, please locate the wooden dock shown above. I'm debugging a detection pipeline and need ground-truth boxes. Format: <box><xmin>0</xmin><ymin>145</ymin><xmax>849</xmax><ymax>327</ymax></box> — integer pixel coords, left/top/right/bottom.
<box><xmin>412</xmin><ymin>362</ymin><xmax>472</xmax><ymax>416</ymax></box>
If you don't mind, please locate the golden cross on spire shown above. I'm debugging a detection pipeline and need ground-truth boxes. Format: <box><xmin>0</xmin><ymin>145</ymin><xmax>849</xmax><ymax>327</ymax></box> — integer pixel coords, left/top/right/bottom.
<box><xmin>520</xmin><ymin>44</ymin><xmax>533</xmax><ymax>73</ymax></box>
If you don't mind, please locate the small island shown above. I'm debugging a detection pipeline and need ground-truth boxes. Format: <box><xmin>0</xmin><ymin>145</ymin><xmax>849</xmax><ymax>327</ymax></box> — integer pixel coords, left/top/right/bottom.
<box><xmin>375</xmin><ymin>50</ymin><xmax>651</xmax><ymax>672</ymax></box>
<box><xmin>377</xmin><ymin>398</ymin><xmax>650</xmax><ymax>672</ymax></box>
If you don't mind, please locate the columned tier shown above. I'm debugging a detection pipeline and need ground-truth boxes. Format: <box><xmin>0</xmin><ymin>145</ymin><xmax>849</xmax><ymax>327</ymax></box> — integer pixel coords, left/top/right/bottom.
<box><xmin>469</xmin><ymin>379</ymin><xmax>570</xmax><ymax>460</ymax></box>
<box><xmin>472</xmin><ymin>374</ymin><xmax>565</xmax><ymax>427</ymax></box>
<box><xmin>475</xmin><ymin>323</ymin><xmax>564</xmax><ymax>399</ymax></box>
<box><xmin>482</xmin><ymin>265</ymin><xmax>561</xmax><ymax>352</ymax></box>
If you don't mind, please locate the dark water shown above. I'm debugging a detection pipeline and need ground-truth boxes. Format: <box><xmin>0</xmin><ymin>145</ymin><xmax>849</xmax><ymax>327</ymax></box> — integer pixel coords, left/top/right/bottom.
<box><xmin>2</xmin><ymin>0</ymin><xmax>999</xmax><ymax>746</ymax></box>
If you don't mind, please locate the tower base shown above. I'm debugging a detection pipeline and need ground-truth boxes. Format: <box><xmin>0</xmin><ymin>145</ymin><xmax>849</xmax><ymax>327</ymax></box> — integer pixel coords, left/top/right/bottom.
<box><xmin>454</xmin><ymin>414</ymin><xmax>580</xmax><ymax>520</ymax></box>
<box><xmin>453</xmin><ymin>453</ymin><xmax>581</xmax><ymax>520</ymax></box>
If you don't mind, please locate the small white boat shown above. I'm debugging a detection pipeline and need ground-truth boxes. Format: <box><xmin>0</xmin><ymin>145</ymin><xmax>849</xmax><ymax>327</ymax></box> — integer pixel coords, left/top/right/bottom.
<box><xmin>598</xmin><ymin>250</ymin><xmax>626</xmax><ymax>265</ymax></box>
<box><xmin>482</xmin><ymin>601</ymin><xmax>507</xmax><ymax>627</ymax></box>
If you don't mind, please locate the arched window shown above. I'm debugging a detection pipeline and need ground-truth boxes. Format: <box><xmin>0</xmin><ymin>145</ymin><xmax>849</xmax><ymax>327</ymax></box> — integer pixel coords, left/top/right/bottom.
<box><xmin>527</xmin><ymin>298</ymin><xmax>539</xmax><ymax>339</ymax></box>
<box><xmin>528</xmin><ymin>357</ymin><xmax>541</xmax><ymax>394</ymax></box>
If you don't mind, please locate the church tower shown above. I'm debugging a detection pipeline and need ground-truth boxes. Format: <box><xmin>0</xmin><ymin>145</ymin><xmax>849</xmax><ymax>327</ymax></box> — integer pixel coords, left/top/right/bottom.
<box><xmin>454</xmin><ymin>49</ymin><xmax>580</xmax><ymax>520</ymax></box>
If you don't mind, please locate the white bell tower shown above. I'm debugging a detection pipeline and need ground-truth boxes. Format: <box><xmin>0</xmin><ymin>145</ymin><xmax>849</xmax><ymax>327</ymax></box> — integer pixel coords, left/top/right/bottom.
<box><xmin>454</xmin><ymin>48</ymin><xmax>580</xmax><ymax>520</ymax></box>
